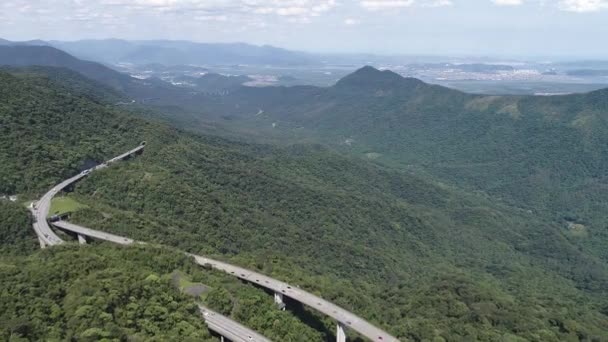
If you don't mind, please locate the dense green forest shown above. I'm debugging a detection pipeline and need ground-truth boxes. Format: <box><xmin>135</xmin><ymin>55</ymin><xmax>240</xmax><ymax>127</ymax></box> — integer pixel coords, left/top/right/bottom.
<box><xmin>2</xmin><ymin>68</ymin><xmax>608</xmax><ymax>341</ymax></box>
<box><xmin>0</xmin><ymin>201</ymin><xmax>38</xmax><ymax>256</ymax></box>
<box><xmin>183</xmin><ymin>66</ymin><xmax>608</xmax><ymax>260</ymax></box>
<box><xmin>187</xmin><ymin>66</ymin><xmax>608</xmax><ymax>209</ymax></box>
<box><xmin>0</xmin><ymin>204</ymin><xmax>321</xmax><ymax>341</ymax></box>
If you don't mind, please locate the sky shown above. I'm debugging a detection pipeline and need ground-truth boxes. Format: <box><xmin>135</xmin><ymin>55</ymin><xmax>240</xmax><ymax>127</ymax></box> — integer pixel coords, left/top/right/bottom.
<box><xmin>1</xmin><ymin>0</ymin><xmax>608</xmax><ymax>57</ymax></box>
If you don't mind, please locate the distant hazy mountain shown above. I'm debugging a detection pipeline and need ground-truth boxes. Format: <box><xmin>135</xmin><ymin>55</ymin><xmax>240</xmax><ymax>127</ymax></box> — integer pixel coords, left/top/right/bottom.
<box><xmin>50</xmin><ymin>39</ymin><xmax>137</xmax><ymax>64</ymax></box>
<box><xmin>0</xmin><ymin>45</ymin><xmax>187</xmax><ymax>101</ymax></box>
<box><xmin>0</xmin><ymin>38</ymin><xmax>50</xmax><ymax>46</ymax></box>
<box><xmin>50</xmin><ymin>39</ymin><xmax>318</xmax><ymax>66</ymax></box>
<box><xmin>0</xmin><ymin>45</ymin><xmax>133</xmax><ymax>88</ymax></box>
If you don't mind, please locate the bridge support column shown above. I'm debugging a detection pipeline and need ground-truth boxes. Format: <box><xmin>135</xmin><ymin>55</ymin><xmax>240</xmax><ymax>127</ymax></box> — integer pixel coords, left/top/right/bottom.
<box><xmin>38</xmin><ymin>236</ymin><xmax>47</xmax><ymax>249</ymax></box>
<box><xmin>220</xmin><ymin>336</ymin><xmax>224</xmax><ymax>342</ymax></box>
<box><xmin>336</xmin><ymin>322</ymin><xmax>346</xmax><ymax>342</ymax></box>
<box><xmin>77</xmin><ymin>234</ymin><xmax>87</xmax><ymax>244</ymax></box>
<box><xmin>274</xmin><ymin>292</ymin><xmax>286</xmax><ymax>310</ymax></box>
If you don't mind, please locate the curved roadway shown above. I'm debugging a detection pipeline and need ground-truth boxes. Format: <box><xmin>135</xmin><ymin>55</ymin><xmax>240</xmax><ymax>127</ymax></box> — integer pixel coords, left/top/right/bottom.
<box><xmin>31</xmin><ymin>144</ymin><xmax>145</xmax><ymax>247</ymax></box>
<box><xmin>51</xmin><ymin>222</ymin><xmax>272</xmax><ymax>341</ymax></box>
<box><xmin>52</xmin><ymin>221</ymin><xmax>399</xmax><ymax>342</ymax></box>
<box><xmin>33</xmin><ymin>143</ymin><xmax>398</xmax><ymax>342</ymax></box>
<box><xmin>28</xmin><ymin>144</ymin><xmax>276</xmax><ymax>341</ymax></box>
<box><xmin>190</xmin><ymin>256</ymin><xmax>397</xmax><ymax>342</ymax></box>
<box><xmin>32</xmin><ymin>172</ymin><xmax>85</xmax><ymax>246</ymax></box>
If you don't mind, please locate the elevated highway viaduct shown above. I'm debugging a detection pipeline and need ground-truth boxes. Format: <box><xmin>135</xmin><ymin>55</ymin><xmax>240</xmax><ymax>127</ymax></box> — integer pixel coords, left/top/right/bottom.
<box><xmin>53</xmin><ymin>220</ymin><xmax>399</xmax><ymax>342</ymax></box>
<box><xmin>32</xmin><ymin>144</ymin><xmax>399</xmax><ymax>342</ymax></box>
<box><xmin>30</xmin><ymin>144</ymin><xmax>145</xmax><ymax>248</ymax></box>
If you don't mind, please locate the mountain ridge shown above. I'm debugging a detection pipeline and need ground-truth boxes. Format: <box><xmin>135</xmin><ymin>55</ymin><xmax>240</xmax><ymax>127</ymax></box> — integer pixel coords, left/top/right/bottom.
<box><xmin>0</xmin><ymin>45</ymin><xmax>134</xmax><ymax>89</ymax></box>
<box><xmin>50</xmin><ymin>39</ymin><xmax>318</xmax><ymax>66</ymax></box>
<box><xmin>334</xmin><ymin>65</ymin><xmax>426</xmax><ymax>90</ymax></box>
<box><xmin>181</xmin><ymin>66</ymin><xmax>608</xmax><ymax>263</ymax></box>
<box><xmin>3</xmin><ymin>68</ymin><xmax>608</xmax><ymax>340</ymax></box>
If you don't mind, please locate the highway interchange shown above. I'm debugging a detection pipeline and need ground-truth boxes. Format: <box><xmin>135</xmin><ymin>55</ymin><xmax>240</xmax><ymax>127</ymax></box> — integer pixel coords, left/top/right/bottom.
<box><xmin>30</xmin><ymin>144</ymin><xmax>145</xmax><ymax>247</ymax></box>
<box><xmin>32</xmin><ymin>144</ymin><xmax>399</xmax><ymax>342</ymax></box>
<box><xmin>29</xmin><ymin>144</ymin><xmax>267</xmax><ymax>341</ymax></box>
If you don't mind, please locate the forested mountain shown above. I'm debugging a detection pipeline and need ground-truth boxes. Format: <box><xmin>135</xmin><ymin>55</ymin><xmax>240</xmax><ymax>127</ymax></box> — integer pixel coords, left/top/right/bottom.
<box><xmin>0</xmin><ymin>70</ymin><xmax>323</xmax><ymax>341</ymax></box>
<box><xmin>0</xmin><ymin>46</ymin><xmax>133</xmax><ymax>89</ymax></box>
<box><xmin>0</xmin><ymin>201</ymin><xmax>318</xmax><ymax>341</ymax></box>
<box><xmin>189</xmin><ymin>66</ymin><xmax>608</xmax><ymax>261</ymax></box>
<box><xmin>2</xmin><ymin>67</ymin><xmax>608</xmax><ymax>340</ymax></box>
<box><xmin>1</xmin><ymin>66</ymin><xmax>127</xmax><ymax>104</ymax></box>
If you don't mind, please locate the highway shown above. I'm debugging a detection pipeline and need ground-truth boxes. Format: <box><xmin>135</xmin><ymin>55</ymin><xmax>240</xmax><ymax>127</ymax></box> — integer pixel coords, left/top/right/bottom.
<box><xmin>52</xmin><ymin>223</ymin><xmax>273</xmax><ymax>342</ymax></box>
<box><xmin>189</xmin><ymin>256</ymin><xmax>398</xmax><ymax>342</ymax></box>
<box><xmin>45</xmin><ymin>229</ymin><xmax>271</xmax><ymax>342</ymax></box>
<box><xmin>52</xmin><ymin>221</ymin><xmax>399</xmax><ymax>342</ymax></box>
<box><xmin>31</xmin><ymin>172</ymin><xmax>86</xmax><ymax>246</ymax></box>
<box><xmin>53</xmin><ymin>221</ymin><xmax>136</xmax><ymax>245</ymax></box>
<box><xmin>30</xmin><ymin>144</ymin><xmax>145</xmax><ymax>248</ymax></box>
<box><xmin>27</xmin><ymin>143</ymin><xmax>275</xmax><ymax>342</ymax></box>
<box><xmin>34</xmin><ymin>143</ymin><xmax>398</xmax><ymax>341</ymax></box>
<box><xmin>199</xmin><ymin>306</ymin><xmax>272</xmax><ymax>342</ymax></box>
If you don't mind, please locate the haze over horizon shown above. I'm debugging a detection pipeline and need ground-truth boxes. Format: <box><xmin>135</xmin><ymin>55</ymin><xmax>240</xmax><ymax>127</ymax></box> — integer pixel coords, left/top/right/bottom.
<box><xmin>2</xmin><ymin>0</ymin><xmax>608</xmax><ymax>58</ymax></box>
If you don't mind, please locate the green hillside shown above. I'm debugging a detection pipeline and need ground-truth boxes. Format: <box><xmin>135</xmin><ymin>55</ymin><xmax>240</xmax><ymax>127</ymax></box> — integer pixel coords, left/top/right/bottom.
<box><xmin>188</xmin><ymin>66</ymin><xmax>608</xmax><ymax>260</ymax></box>
<box><xmin>0</xmin><ymin>71</ymin><xmax>144</xmax><ymax>194</ymax></box>
<box><xmin>2</xmin><ymin>68</ymin><xmax>608</xmax><ymax>340</ymax></box>
<box><xmin>0</xmin><ymin>237</ymin><xmax>320</xmax><ymax>341</ymax></box>
<box><xmin>0</xmin><ymin>46</ymin><xmax>135</xmax><ymax>91</ymax></box>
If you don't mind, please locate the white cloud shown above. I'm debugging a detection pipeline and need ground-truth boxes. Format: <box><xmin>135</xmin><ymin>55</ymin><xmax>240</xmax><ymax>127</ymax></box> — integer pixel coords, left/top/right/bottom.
<box><xmin>490</xmin><ymin>0</ymin><xmax>608</xmax><ymax>12</ymax></box>
<box><xmin>242</xmin><ymin>0</ymin><xmax>337</xmax><ymax>17</ymax></box>
<box><xmin>492</xmin><ymin>0</ymin><xmax>524</xmax><ymax>6</ymax></box>
<box><xmin>194</xmin><ymin>15</ymin><xmax>228</xmax><ymax>21</ymax></box>
<box><xmin>360</xmin><ymin>0</ymin><xmax>415</xmax><ymax>10</ymax></box>
<box><xmin>558</xmin><ymin>0</ymin><xmax>608</xmax><ymax>12</ymax></box>
<box><xmin>344</xmin><ymin>18</ymin><xmax>360</xmax><ymax>25</ymax></box>
<box><xmin>425</xmin><ymin>0</ymin><xmax>453</xmax><ymax>7</ymax></box>
<box><xmin>97</xmin><ymin>0</ymin><xmax>337</xmax><ymax>20</ymax></box>
<box><xmin>359</xmin><ymin>0</ymin><xmax>452</xmax><ymax>10</ymax></box>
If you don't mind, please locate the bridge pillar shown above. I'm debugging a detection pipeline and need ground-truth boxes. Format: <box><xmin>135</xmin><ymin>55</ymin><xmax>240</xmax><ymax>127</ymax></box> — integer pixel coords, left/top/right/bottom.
<box><xmin>77</xmin><ymin>234</ymin><xmax>87</xmax><ymax>244</ymax></box>
<box><xmin>38</xmin><ymin>236</ymin><xmax>47</xmax><ymax>249</ymax></box>
<box><xmin>220</xmin><ymin>336</ymin><xmax>224</xmax><ymax>342</ymax></box>
<box><xmin>336</xmin><ymin>322</ymin><xmax>346</xmax><ymax>342</ymax></box>
<box><xmin>274</xmin><ymin>292</ymin><xmax>286</xmax><ymax>310</ymax></box>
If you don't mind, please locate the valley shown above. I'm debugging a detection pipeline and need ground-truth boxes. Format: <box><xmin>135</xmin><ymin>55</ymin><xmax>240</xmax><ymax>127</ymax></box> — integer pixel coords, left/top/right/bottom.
<box><xmin>1</xmin><ymin>40</ymin><xmax>608</xmax><ymax>341</ymax></box>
